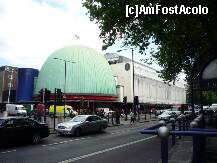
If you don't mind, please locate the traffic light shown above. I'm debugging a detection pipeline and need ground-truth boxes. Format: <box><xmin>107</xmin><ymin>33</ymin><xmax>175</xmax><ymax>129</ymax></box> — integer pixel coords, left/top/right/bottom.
<box><xmin>123</xmin><ymin>96</ymin><xmax>127</xmax><ymax>105</ymax></box>
<box><xmin>80</xmin><ymin>98</ymin><xmax>84</xmax><ymax>107</ymax></box>
<box><xmin>134</xmin><ymin>96</ymin><xmax>139</xmax><ymax>105</ymax></box>
<box><xmin>56</xmin><ymin>89</ymin><xmax>63</xmax><ymax>105</ymax></box>
<box><xmin>44</xmin><ymin>89</ymin><xmax>51</xmax><ymax>103</ymax></box>
<box><xmin>39</xmin><ymin>89</ymin><xmax>43</xmax><ymax>102</ymax></box>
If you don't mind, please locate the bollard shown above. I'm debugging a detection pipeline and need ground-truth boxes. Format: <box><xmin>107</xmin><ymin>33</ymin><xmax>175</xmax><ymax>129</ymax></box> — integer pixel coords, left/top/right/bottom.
<box><xmin>194</xmin><ymin>118</ymin><xmax>201</xmax><ymax>128</ymax></box>
<box><xmin>178</xmin><ymin>117</ymin><xmax>181</xmax><ymax>139</ymax></box>
<box><xmin>190</xmin><ymin>120</ymin><xmax>200</xmax><ymax>163</ymax></box>
<box><xmin>186</xmin><ymin>115</ymin><xmax>189</xmax><ymax>130</ymax></box>
<box><xmin>107</xmin><ymin>114</ymin><xmax>109</xmax><ymax>123</ymax></box>
<box><xmin>158</xmin><ymin>126</ymin><xmax>169</xmax><ymax>163</ymax></box>
<box><xmin>184</xmin><ymin>116</ymin><xmax>188</xmax><ymax>130</ymax></box>
<box><xmin>190</xmin><ymin>121</ymin><xmax>198</xmax><ymax>129</ymax></box>
<box><xmin>183</xmin><ymin>115</ymin><xmax>186</xmax><ymax>131</ymax></box>
<box><xmin>159</xmin><ymin>120</ymin><xmax>166</xmax><ymax>126</ymax></box>
<box><xmin>170</xmin><ymin>118</ymin><xmax>176</xmax><ymax>146</ymax></box>
<box><xmin>193</xmin><ymin>135</ymin><xmax>201</xmax><ymax>163</ymax></box>
<box><xmin>215</xmin><ymin>113</ymin><xmax>217</xmax><ymax>128</ymax></box>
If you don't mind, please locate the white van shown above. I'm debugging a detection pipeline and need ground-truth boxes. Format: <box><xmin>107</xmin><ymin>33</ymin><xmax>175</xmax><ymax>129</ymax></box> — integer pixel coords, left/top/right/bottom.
<box><xmin>6</xmin><ymin>104</ymin><xmax>27</xmax><ymax>116</ymax></box>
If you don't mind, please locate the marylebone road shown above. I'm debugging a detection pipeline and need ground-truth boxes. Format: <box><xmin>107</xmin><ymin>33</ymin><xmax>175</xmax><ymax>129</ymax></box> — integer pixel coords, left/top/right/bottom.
<box><xmin>0</xmin><ymin>121</ymin><xmax>163</xmax><ymax>163</ymax></box>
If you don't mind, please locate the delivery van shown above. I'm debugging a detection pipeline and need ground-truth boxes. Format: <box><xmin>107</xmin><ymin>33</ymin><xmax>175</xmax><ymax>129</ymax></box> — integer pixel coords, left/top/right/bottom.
<box><xmin>6</xmin><ymin>104</ymin><xmax>27</xmax><ymax>116</ymax></box>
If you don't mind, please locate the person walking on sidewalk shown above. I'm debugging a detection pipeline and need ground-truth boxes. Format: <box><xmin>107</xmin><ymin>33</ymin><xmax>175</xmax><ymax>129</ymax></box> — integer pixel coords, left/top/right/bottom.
<box><xmin>130</xmin><ymin>110</ymin><xmax>135</xmax><ymax>125</ymax></box>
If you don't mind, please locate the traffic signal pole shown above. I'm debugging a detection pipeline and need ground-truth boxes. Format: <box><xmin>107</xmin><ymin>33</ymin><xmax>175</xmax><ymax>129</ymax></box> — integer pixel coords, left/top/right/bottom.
<box><xmin>54</xmin><ymin>88</ymin><xmax>57</xmax><ymax>131</ymax></box>
<box><xmin>42</xmin><ymin>88</ymin><xmax>46</xmax><ymax>123</ymax></box>
<box><xmin>123</xmin><ymin>96</ymin><xmax>128</xmax><ymax>121</ymax></box>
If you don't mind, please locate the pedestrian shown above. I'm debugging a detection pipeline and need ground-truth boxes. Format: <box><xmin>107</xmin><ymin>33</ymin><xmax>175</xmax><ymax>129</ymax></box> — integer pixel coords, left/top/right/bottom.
<box><xmin>130</xmin><ymin>110</ymin><xmax>135</xmax><ymax>125</ymax></box>
<box><xmin>36</xmin><ymin>102</ymin><xmax>45</xmax><ymax>122</ymax></box>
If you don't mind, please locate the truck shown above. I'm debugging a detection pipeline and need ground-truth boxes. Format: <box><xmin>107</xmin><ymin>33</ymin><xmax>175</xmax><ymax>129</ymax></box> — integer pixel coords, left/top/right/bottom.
<box><xmin>6</xmin><ymin>104</ymin><xmax>27</xmax><ymax>116</ymax></box>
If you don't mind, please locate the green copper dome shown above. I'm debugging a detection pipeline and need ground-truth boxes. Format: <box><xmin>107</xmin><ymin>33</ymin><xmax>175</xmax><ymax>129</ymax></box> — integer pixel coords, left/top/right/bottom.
<box><xmin>34</xmin><ymin>45</ymin><xmax>116</xmax><ymax>96</ymax></box>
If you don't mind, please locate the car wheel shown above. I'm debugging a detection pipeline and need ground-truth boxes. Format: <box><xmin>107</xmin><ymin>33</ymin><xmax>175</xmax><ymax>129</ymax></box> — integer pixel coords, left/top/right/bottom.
<box><xmin>32</xmin><ymin>133</ymin><xmax>41</xmax><ymax>144</ymax></box>
<box><xmin>74</xmin><ymin>128</ymin><xmax>82</xmax><ymax>137</ymax></box>
<box><xmin>99</xmin><ymin>125</ymin><xmax>105</xmax><ymax>132</ymax></box>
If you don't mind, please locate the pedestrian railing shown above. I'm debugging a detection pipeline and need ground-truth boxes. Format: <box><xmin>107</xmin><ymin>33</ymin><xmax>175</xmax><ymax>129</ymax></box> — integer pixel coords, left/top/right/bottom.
<box><xmin>140</xmin><ymin>113</ymin><xmax>217</xmax><ymax>163</ymax></box>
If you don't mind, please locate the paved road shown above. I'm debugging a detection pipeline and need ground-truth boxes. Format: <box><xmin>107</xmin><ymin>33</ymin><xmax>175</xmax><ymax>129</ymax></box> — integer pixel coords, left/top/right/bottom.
<box><xmin>0</xmin><ymin>121</ymin><xmax>165</xmax><ymax>163</ymax></box>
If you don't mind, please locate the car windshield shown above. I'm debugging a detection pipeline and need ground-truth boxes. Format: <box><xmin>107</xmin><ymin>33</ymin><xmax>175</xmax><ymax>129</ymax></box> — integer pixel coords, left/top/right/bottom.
<box><xmin>70</xmin><ymin>116</ymin><xmax>86</xmax><ymax>122</ymax></box>
<box><xmin>0</xmin><ymin>119</ymin><xmax>5</xmax><ymax>126</ymax></box>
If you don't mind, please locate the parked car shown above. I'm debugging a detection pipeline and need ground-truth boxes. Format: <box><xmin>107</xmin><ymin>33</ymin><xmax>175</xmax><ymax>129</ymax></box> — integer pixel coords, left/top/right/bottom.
<box><xmin>156</xmin><ymin>109</ymin><xmax>171</xmax><ymax>116</ymax></box>
<box><xmin>185</xmin><ymin>107</ymin><xmax>200</xmax><ymax>114</ymax></box>
<box><xmin>0</xmin><ymin>117</ymin><xmax>49</xmax><ymax>146</ymax></box>
<box><xmin>158</xmin><ymin>111</ymin><xmax>172</xmax><ymax>121</ymax></box>
<box><xmin>56</xmin><ymin>115</ymin><xmax>108</xmax><ymax>136</ymax></box>
<box><xmin>170</xmin><ymin>107</ymin><xmax>181</xmax><ymax>117</ymax></box>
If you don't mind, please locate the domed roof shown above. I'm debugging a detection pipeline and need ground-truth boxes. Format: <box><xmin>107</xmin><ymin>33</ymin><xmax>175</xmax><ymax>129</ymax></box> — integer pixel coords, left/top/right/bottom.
<box><xmin>35</xmin><ymin>45</ymin><xmax>116</xmax><ymax>96</ymax></box>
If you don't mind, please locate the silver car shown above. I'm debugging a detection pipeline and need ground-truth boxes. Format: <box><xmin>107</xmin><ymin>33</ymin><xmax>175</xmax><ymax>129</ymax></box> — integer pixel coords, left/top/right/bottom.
<box><xmin>158</xmin><ymin>111</ymin><xmax>172</xmax><ymax>121</ymax></box>
<box><xmin>56</xmin><ymin>115</ymin><xmax>108</xmax><ymax>136</ymax></box>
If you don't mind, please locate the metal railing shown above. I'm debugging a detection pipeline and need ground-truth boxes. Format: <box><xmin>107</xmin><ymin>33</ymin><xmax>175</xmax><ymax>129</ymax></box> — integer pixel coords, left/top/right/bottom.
<box><xmin>140</xmin><ymin>113</ymin><xmax>217</xmax><ymax>163</ymax></box>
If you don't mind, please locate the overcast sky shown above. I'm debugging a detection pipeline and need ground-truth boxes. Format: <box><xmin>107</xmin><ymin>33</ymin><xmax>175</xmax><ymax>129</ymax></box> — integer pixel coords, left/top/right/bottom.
<box><xmin>0</xmin><ymin>0</ymin><xmax>162</xmax><ymax>71</ymax></box>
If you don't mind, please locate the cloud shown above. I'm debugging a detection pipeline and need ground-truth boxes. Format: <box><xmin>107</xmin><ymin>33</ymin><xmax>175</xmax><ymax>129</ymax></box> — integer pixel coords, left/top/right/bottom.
<box><xmin>0</xmin><ymin>0</ymin><xmax>103</xmax><ymax>69</ymax></box>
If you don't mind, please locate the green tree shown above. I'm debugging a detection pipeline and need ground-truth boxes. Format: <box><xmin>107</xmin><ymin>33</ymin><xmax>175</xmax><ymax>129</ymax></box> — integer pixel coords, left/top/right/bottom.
<box><xmin>83</xmin><ymin>0</ymin><xmax>217</xmax><ymax>82</ymax></box>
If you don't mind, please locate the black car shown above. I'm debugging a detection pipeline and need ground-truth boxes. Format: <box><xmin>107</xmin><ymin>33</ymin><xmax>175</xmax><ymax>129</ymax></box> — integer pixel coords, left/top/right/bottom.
<box><xmin>0</xmin><ymin>117</ymin><xmax>49</xmax><ymax>146</ymax></box>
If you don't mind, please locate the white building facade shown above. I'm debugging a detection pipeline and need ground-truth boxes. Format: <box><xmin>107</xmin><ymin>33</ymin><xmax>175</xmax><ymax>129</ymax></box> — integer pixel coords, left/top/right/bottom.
<box><xmin>105</xmin><ymin>53</ymin><xmax>186</xmax><ymax>105</ymax></box>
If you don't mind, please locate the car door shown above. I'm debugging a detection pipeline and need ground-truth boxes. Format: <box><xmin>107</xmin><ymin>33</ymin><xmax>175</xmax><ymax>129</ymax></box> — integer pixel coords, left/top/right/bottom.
<box><xmin>12</xmin><ymin>119</ymin><xmax>27</xmax><ymax>142</ymax></box>
<box><xmin>0</xmin><ymin>119</ymin><xmax>12</xmax><ymax>145</ymax></box>
<box><xmin>85</xmin><ymin>116</ymin><xmax>97</xmax><ymax>133</ymax></box>
<box><xmin>90</xmin><ymin>116</ymin><xmax>99</xmax><ymax>132</ymax></box>
<box><xmin>94</xmin><ymin>116</ymin><xmax>103</xmax><ymax>131</ymax></box>
<box><xmin>3</xmin><ymin>119</ymin><xmax>18</xmax><ymax>144</ymax></box>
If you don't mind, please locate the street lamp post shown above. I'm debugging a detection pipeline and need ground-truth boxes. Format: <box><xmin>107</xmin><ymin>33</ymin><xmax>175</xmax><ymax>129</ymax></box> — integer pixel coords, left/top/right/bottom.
<box><xmin>7</xmin><ymin>68</ymin><xmax>15</xmax><ymax>103</ymax></box>
<box><xmin>131</xmin><ymin>48</ymin><xmax>137</xmax><ymax>120</ymax></box>
<box><xmin>117</xmin><ymin>48</ymin><xmax>136</xmax><ymax>118</ymax></box>
<box><xmin>53</xmin><ymin>58</ymin><xmax>75</xmax><ymax>119</ymax></box>
<box><xmin>131</xmin><ymin>48</ymin><xmax>135</xmax><ymax>99</ymax></box>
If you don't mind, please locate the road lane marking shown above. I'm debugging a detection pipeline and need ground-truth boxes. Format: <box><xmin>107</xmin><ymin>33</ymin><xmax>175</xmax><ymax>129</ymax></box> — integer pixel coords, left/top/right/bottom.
<box><xmin>58</xmin><ymin>135</ymin><xmax>156</xmax><ymax>163</ymax></box>
<box><xmin>109</xmin><ymin>126</ymin><xmax>146</xmax><ymax>135</ymax></box>
<box><xmin>42</xmin><ymin>137</ymin><xmax>91</xmax><ymax>147</ymax></box>
<box><xmin>1</xmin><ymin>149</ymin><xmax>16</xmax><ymax>154</ymax></box>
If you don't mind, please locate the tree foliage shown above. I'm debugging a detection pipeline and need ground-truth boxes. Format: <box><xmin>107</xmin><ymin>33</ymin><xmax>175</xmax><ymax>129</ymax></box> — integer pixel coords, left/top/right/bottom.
<box><xmin>83</xmin><ymin>0</ymin><xmax>217</xmax><ymax>82</ymax></box>
<box><xmin>202</xmin><ymin>91</ymin><xmax>217</xmax><ymax>105</ymax></box>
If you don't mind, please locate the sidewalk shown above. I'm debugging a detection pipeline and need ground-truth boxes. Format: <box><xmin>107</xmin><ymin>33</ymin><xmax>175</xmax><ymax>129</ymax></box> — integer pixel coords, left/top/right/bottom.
<box><xmin>107</xmin><ymin>113</ymin><xmax>157</xmax><ymax>127</ymax></box>
<box><xmin>167</xmin><ymin>137</ymin><xmax>192</xmax><ymax>163</ymax></box>
<box><xmin>205</xmin><ymin>137</ymin><xmax>217</xmax><ymax>163</ymax></box>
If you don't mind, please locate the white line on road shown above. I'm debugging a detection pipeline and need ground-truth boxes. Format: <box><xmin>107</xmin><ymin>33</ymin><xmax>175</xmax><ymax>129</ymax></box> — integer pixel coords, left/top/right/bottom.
<box><xmin>109</xmin><ymin>125</ymin><xmax>146</xmax><ymax>135</ymax></box>
<box><xmin>1</xmin><ymin>149</ymin><xmax>16</xmax><ymax>154</ymax></box>
<box><xmin>42</xmin><ymin>137</ymin><xmax>91</xmax><ymax>147</ymax></box>
<box><xmin>58</xmin><ymin>135</ymin><xmax>156</xmax><ymax>163</ymax></box>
